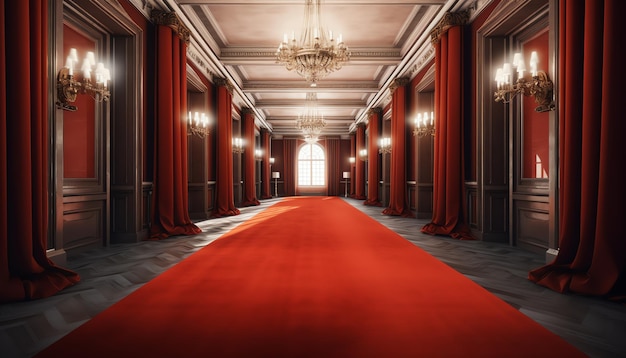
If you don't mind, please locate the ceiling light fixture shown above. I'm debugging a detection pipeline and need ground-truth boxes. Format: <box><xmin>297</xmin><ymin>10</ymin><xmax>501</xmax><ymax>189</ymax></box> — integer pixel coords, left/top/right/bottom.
<box><xmin>296</xmin><ymin>92</ymin><xmax>326</xmax><ymax>142</ymax></box>
<box><xmin>276</xmin><ymin>0</ymin><xmax>350</xmax><ymax>87</ymax></box>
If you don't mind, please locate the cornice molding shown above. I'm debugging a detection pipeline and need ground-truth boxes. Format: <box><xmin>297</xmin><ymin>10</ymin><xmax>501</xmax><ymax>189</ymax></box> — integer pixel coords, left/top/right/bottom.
<box><xmin>126</xmin><ymin>0</ymin><xmax>159</xmax><ymax>20</ymax></box>
<box><xmin>151</xmin><ymin>9</ymin><xmax>191</xmax><ymax>44</ymax></box>
<box><xmin>187</xmin><ymin>45</ymin><xmax>217</xmax><ymax>82</ymax></box>
<box><xmin>214</xmin><ymin>77</ymin><xmax>234</xmax><ymax>95</ymax></box>
<box><xmin>367</xmin><ymin>107</ymin><xmax>383</xmax><ymax>117</ymax></box>
<box><xmin>430</xmin><ymin>10</ymin><xmax>471</xmax><ymax>44</ymax></box>
<box><xmin>388</xmin><ymin>77</ymin><xmax>410</xmax><ymax>94</ymax></box>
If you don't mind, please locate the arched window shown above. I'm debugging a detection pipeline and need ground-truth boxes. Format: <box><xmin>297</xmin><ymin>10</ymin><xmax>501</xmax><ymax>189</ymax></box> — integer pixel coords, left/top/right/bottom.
<box><xmin>298</xmin><ymin>143</ymin><xmax>325</xmax><ymax>186</ymax></box>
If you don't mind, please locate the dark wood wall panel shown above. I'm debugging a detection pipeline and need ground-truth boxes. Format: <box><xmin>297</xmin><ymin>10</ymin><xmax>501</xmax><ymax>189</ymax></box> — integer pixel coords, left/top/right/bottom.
<box><xmin>63</xmin><ymin>200</ymin><xmax>105</xmax><ymax>253</ymax></box>
<box><xmin>188</xmin><ymin>183</ymin><xmax>207</xmax><ymax>220</ymax></box>
<box><xmin>482</xmin><ymin>189</ymin><xmax>508</xmax><ymax>242</ymax></box>
<box><xmin>416</xmin><ymin>184</ymin><xmax>433</xmax><ymax>219</ymax></box>
<box><xmin>514</xmin><ymin>200</ymin><xmax>549</xmax><ymax>254</ymax></box>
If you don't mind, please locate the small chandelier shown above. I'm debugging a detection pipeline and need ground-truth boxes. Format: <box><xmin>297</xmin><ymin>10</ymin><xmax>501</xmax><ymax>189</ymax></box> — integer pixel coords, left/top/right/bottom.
<box><xmin>57</xmin><ymin>48</ymin><xmax>110</xmax><ymax>111</ymax></box>
<box><xmin>494</xmin><ymin>51</ymin><xmax>555</xmax><ymax>112</ymax></box>
<box><xmin>413</xmin><ymin>111</ymin><xmax>435</xmax><ymax>137</ymax></box>
<box><xmin>297</xmin><ymin>92</ymin><xmax>326</xmax><ymax>141</ymax></box>
<box><xmin>379</xmin><ymin>137</ymin><xmax>391</xmax><ymax>154</ymax></box>
<box><xmin>276</xmin><ymin>0</ymin><xmax>350</xmax><ymax>87</ymax></box>
<box><xmin>188</xmin><ymin>112</ymin><xmax>209</xmax><ymax>138</ymax></box>
<box><xmin>232</xmin><ymin>137</ymin><xmax>244</xmax><ymax>154</ymax></box>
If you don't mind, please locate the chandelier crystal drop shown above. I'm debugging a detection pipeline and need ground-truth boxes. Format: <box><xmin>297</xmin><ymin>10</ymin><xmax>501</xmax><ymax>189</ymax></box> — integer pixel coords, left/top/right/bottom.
<box><xmin>276</xmin><ymin>0</ymin><xmax>350</xmax><ymax>87</ymax></box>
<box><xmin>296</xmin><ymin>92</ymin><xmax>326</xmax><ymax>141</ymax></box>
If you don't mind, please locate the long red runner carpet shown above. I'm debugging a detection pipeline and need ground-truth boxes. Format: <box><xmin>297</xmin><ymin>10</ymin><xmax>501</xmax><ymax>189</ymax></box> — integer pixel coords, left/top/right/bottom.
<box><xmin>37</xmin><ymin>197</ymin><xmax>583</xmax><ymax>357</ymax></box>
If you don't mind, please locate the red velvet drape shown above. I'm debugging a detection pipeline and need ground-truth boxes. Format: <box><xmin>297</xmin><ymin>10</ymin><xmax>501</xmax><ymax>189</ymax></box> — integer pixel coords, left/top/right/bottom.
<box><xmin>364</xmin><ymin>109</ymin><xmax>382</xmax><ymax>206</ymax></box>
<box><xmin>150</xmin><ymin>24</ymin><xmax>201</xmax><ymax>240</ymax></box>
<box><xmin>241</xmin><ymin>110</ymin><xmax>259</xmax><ymax>206</ymax></box>
<box><xmin>260</xmin><ymin>129</ymin><xmax>272</xmax><ymax>199</ymax></box>
<box><xmin>326</xmin><ymin>138</ymin><xmax>341</xmax><ymax>196</ymax></box>
<box><xmin>283</xmin><ymin>139</ymin><xmax>297</xmax><ymax>196</ymax></box>
<box><xmin>383</xmin><ymin>81</ymin><xmax>413</xmax><ymax>217</ymax></box>
<box><xmin>1</xmin><ymin>0</ymin><xmax>79</xmax><ymax>302</ymax></box>
<box><xmin>529</xmin><ymin>0</ymin><xmax>626</xmax><ymax>300</ymax></box>
<box><xmin>349</xmin><ymin>134</ymin><xmax>356</xmax><ymax>196</ymax></box>
<box><xmin>354</xmin><ymin>125</ymin><xmax>366</xmax><ymax>199</ymax></box>
<box><xmin>421</xmin><ymin>25</ymin><xmax>472</xmax><ymax>240</ymax></box>
<box><xmin>213</xmin><ymin>82</ymin><xmax>240</xmax><ymax>217</ymax></box>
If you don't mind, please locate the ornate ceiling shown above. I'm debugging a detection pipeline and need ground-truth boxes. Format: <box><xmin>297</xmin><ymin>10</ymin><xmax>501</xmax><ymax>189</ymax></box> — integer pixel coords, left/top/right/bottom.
<box><xmin>142</xmin><ymin>0</ymin><xmax>486</xmax><ymax>138</ymax></box>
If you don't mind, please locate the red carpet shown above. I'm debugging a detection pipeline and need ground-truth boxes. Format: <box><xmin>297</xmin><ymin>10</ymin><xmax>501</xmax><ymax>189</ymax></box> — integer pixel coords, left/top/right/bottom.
<box><xmin>37</xmin><ymin>197</ymin><xmax>584</xmax><ymax>357</ymax></box>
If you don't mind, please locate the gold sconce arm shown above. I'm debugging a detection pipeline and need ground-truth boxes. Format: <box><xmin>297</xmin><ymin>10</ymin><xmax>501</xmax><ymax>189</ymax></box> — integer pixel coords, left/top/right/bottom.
<box><xmin>494</xmin><ymin>70</ymin><xmax>555</xmax><ymax>113</ymax></box>
<box><xmin>56</xmin><ymin>48</ymin><xmax>110</xmax><ymax>111</ymax></box>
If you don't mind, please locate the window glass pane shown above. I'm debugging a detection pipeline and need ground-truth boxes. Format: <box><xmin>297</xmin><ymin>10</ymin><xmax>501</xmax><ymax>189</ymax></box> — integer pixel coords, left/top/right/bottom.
<box><xmin>311</xmin><ymin>144</ymin><xmax>324</xmax><ymax>160</ymax></box>
<box><xmin>298</xmin><ymin>144</ymin><xmax>311</xmax><ymax>160</ymax></box>
<box><xmin>297</xmin><ymin>143</ymin><xmax>325</xmax><ymax>186</ymax></box>
<box><xmin>298</xmin><ymin>161</ymin><xmax>311</xmax><ymax>186</ymax></box>
<box><xmin>311</xmin><ymin>161</ymin><xmax>324</xmax><ymax>185</ymax></box>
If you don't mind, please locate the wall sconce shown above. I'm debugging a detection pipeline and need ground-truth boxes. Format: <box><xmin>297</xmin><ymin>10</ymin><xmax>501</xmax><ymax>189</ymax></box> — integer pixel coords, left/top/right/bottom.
<box><xmin>57</xmin><ymin>48</ymin><xmax>110</xmax><ymax>111</ymax></box>
<box><xmin>494</xmin><ymin>51</ymin><xmax>555</xmax><ymax>112</ymax></box>
<box><xmin>188</xmin><ymin>111</ymin><xmax>209</xmax><ymax>138</ymax></box>
<box><xmin>349</xmin><ymin>157</ymin><xmax>356</xmax><ymax>164</ymax></box>
<box><xmin>255</xmin><ymin>149</ymin><xmax>263</xmax><ymax>161</ymax></box>
<box><xmin>413</xmin><ymin>111</ymin><xmax>435</xmax><ymax>137</ymax></box>
<box><xmin>378</xmin><ymin>137</ymin><xmax>391</xmax><ymax>154</ymax></box>
<box><xmin>269</xmin><ymin>157</ymin><xmax>275</xmax><ymax>165</ymax></box>
<box><xmin>232</xmin><ymin>137</ymin><xmax>244</xmax><ymax>154</ymax></box>
<box><xmin>359</xmin><ymin>149</ymin><xmax>368</xmax><ymax>161</ymax></box>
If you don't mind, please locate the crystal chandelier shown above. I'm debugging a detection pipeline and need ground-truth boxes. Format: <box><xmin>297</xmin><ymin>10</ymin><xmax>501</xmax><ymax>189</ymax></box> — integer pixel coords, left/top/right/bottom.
<box><xmin>276</xmin><ymin>0</ymin><xmax>350</xmax><ymax>87</ymax></box>
<box><xmin>296</xmin><ymin>92</ymin><xmax>326</xmax><ymax>142</ymax></box>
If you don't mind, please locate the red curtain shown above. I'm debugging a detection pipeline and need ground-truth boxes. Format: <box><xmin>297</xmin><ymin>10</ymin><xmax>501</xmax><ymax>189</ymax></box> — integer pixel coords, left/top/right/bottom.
<box><xmin>241</xmin><ymin>110</ymin><xmax>259</xmax><ymax>206</ymax></box>
<box><xmin>529</xmin><ymin>0</ymin><xmax>626</xmax><ymax>300</ymax></box>
<box><xmin>349</xmin><ymin>134</ymin><xmax>356</xmax><ymax>196</ymax></box>
<box><xmin>260</xmin><ymin>129</ymin><xmax>272</xmax><ymax>199</ymax></box>
<box><xmin>354</xmin><ymin>125</ymin><xmax>366</xmax><ymax>199</ymax></box>
<box><xmin>213</xmin><ymin>81</ymin><xmax>240</xmax><ymax>217</ymax></box>
<box><xmin>150</xmin><ymin>22</ymin><xmax>201</xmax><ymax>240</ymax></box>
<box><xmin>283</xmin><ymin>139</ymin><xmax>297</xmax><ymax>196</ymax></box>
<box><xmin>364</xmin><ymin>109</ymin><xmax>382</xmax><ymax>206</ymax></box>
<box><xmin>421</xmin><ymin>24</ymin><xmax>472</xmax><ymax>240</ymax></box>
<box><xmin>326</xmin><ymin>138</ymin><xmax>341</xmax><ymax>196</ymax></box>
<box><xmin>383</xmin><ymin>80</ymin><xmax>413</xmax><ymax>217</ymax></box>
<box><xmin>0</xmin><ymin>0</ymin><xmax>79</xmax><ymax>302</ymax></box>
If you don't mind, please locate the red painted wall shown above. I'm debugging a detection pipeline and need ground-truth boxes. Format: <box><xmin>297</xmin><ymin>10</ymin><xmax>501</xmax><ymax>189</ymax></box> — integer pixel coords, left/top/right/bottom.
<box><xmin>522</xmin><ymin>30</ymin><xmax>550</xmax><ymax>178</ymax></box>
<box><xmin>62</xmin><ymin>25</ymin><xmax>95</xmax><ymax>178</ymax></box>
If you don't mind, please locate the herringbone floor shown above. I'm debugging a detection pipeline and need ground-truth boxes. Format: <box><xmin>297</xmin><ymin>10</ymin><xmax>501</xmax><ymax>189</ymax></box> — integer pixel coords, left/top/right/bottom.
<box><xmin>1</xmin><ymin>197</ymin><xmax>625</xmax><ymax>357</ymax></box>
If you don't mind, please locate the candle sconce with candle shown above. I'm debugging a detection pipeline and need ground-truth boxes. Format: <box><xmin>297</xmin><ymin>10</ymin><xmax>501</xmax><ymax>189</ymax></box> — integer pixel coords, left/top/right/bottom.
<box><xmin>494</xmin><ymin>51</ymin><xmax>555</xmax><ymax>113</ymax></box>
<box><xmin>57</xmin><ymin>48</ymin><xmax>110</xmax><ymax>111</ymax></box>
<box><xmin>187</xmin><ymin>112</ymin><xmax>210</xmax><ymax>138</ymax></box>
<box><xmin>413</xmin><ymin>111</ymin><xmax>435</xmax><ymax>137</ymax></box>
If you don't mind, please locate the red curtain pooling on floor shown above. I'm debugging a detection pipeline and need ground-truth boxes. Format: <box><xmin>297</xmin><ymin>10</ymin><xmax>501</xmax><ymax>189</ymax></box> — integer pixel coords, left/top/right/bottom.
<box><xmin>241</xmin><ymin>109</ymin><xmax>260</xmax><ymax>207</ymax></box>
<box><xmin>529</xmin><ymin>0</ymin><xmax>626</xmax><ymax>301</ymax></box>
<box><xmin>354</xmin><ymin>124</ymin><xmax>366</xmax><ymax>199</ymax></box>
<box><xmin>260</xmin><ymin>129</ymin><xmax>272</xmax><ymax>199</ymax></box>
<box><xmin>149</xmin><ymin>12</ymin><xmax>201</xmax><ymax>240</ymax></box>
<box><xmin>0</xmin><ymin>0</ymin><xmax>79</xmax><ymax>302</ymax></box>
<box><xmin>382</xmin><ymin>79</ymin><xmax>413</xmax><ymax>217</ymax></box>
<box><xmin>421</xmin><ymin>13</ymin><xmax>473</xmax><ymax>240</ymax></box>
<box><xmin>364</xmin><ymin>108</ymin><xmax>382</xmax><ymax>206</ymax></box>
<box><xmin>213</xmin><ymin>79</ymin><xmax>240</xmax><ymax>217</ymax></box>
